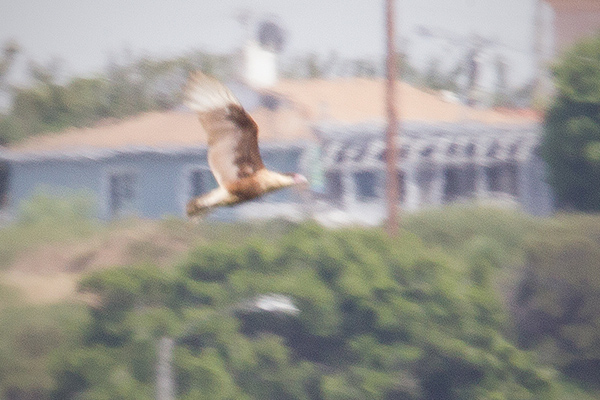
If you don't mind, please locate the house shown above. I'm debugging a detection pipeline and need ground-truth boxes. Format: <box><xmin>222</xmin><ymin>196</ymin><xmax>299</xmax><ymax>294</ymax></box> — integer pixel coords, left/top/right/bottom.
<box><xmin>0</xmin><ymin>77</ymin><xmax>551</xmax><ymax>223</ymax></box>
<box><xmin>0</xmin><ymin>88</ymin><xmax>313</xmax><ymax>221</ymax></box>
<box><xmin>310</xmin><ymin>121</ymin><xmax>552</xmax><ymax>226</ymax></box>
<box><xmin>280</xmin><ymin>79</ymin><xmax>552</xmax><ymax>224</ymax></box>
<box><xmin>269</xmin><ymin>78</ymin><xmax>553</xmax><ymax>223</ymax></box>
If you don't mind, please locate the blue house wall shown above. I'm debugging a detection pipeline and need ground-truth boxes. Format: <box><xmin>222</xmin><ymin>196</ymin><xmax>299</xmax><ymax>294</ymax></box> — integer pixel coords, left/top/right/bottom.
<box><xmin>3</xmin><ymin>144</ymin><xmax>306</xmax><ymax>220</ymax></box>
<box><xmin>1</xmin><ymin>121</ymin><xmax>555</xmax><ymax>225</ymax></box>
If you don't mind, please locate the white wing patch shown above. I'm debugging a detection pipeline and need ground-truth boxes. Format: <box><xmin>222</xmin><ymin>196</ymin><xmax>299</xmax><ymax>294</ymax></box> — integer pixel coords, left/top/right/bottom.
<box><xmin>207</xmin><ymin>133</ymin><xmax>240</xmax><ymax>187</ymax></box>
<box><xmin>194</xmin><ymin>186</ymin><xmax>236</xmax><ymax>208</ymax></box>
<box><xmin>184</xmin><ymin>72</ymin><xmax>240</xmax><ymax>113</ymax></box>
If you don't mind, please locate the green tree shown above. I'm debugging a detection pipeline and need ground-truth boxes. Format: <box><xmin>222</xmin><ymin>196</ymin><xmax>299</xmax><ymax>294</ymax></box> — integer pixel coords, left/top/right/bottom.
<box><xmin>52</xmin><ymin>224</ymin><xmax>556</xmax><ymax>400</ymax></box>
<box><xmin>541</xmin><ymin>33</ymin><xmax>600</xmax><ymax>211</ymax></box>
<box><xmin>405</xmin><ymin>206</ymin><xmax>600</xmax><ymax>391</ymax></box>
<box><xmin>422</xmin><ymin>57</ymin><xmax>445</xmax><ymax>90</ymax></box>
<box><xmin>513</xmin><ymin>216</ymin><xmax>600</xmax><ymax>387</ymax></box>
<box><xmin>0</xmin><ymin>288</ymin><xmax>87</xmax><ymax>400</ymax></box>
<box><xmin>0</xmin><ymin>50</ymin><xmax>228</xmax><ymax>144</ymax></box>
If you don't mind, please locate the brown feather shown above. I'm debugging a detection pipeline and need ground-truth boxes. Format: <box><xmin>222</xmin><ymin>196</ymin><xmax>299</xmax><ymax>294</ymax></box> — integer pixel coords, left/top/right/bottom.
<box><xmin>194</xmin><ymin>101</ymin><xmax>265</xmax><ymax>187</ymax></box>
<box><xmin>225</xmin><ymin>175</ymin><xmax>265</xmax><ymax>200</ymax></box>
<box><xmin>183</xmin><ymin>71</ymin><xmax>307</xmax><ymax>218</ymax></box>
<box><xmin>225</xmin><ymin>105</ymin><xmax>265</xmax><ymax>179</ymax></box>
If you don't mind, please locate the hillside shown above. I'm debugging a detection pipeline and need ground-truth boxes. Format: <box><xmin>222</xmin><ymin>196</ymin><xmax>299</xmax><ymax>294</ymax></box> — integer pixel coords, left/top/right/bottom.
<box><xmin>2</xmin><ymin>219</ymin><xmax>193</xmax><ymax>303</ymax></box>
<box><xmin>0</xmin><ymin>205</ymin><xmax>295</xmax><ymax>303</ymax></box>
<box><xmin>2</xmin><ymin>198</ymin><xmax>600</xmax><ymax>398</ymax></box>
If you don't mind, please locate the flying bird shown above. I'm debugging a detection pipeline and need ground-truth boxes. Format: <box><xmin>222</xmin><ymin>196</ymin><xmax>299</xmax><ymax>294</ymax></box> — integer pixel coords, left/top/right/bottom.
<box><xmin>184</xmin><ymin>72</ymin><xmax>308</xmax><ymax>218</ymax></box>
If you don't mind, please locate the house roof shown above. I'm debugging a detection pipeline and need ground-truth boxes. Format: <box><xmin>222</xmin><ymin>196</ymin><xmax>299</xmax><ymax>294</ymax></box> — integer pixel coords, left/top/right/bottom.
<box><xmin>9</xmin><ymin>106</ymin><xmax>312</xmax><ymax>154</ymax></box>
<box><xmin>8</xmin><ymin>78</ymin><xmax>540</xmax><ymax>155</ymax></box>
<box><xmin>272</xmin><ymin>78</ymin><xmax>541</xmax><ymax>125</ymax></box>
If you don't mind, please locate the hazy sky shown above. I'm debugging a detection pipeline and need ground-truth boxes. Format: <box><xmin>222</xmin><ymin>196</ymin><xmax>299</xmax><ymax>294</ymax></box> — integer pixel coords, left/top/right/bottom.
<box><xmin>0</xmin><ymin>0</ymin><xmax>552</xmax><ymax>89</ymax></box>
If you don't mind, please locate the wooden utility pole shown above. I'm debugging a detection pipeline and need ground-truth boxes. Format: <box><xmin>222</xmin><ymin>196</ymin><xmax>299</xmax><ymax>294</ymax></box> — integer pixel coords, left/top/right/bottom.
<box><xmin>385</xmin><ymin>0</ymin><xmax>400</xmax><ymax>237</ymax></box>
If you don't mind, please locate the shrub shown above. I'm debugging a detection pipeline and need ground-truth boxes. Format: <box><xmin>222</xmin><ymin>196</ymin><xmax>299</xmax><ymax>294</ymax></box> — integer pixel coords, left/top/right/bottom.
<box><xmin>0</xmin><ymin>190</ymin><xmax>99</xmax><ymax>268</ymax></box>
<box><xmin>541</xmin><ymin>33</ymin><xmax>600</xmax><ymax>210</ymax></box>
<box><xmin>55</xmin><ymin>224</ymin><xmax>555</xmax><ymax>400</ymax></box>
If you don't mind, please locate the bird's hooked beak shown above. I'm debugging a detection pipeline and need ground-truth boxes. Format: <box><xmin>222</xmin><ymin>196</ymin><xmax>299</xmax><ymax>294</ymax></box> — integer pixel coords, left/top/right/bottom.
<box><xmin>293</xmin><ymin>173</ymin><xmax>309</xmax><ymax>188</ymax></box>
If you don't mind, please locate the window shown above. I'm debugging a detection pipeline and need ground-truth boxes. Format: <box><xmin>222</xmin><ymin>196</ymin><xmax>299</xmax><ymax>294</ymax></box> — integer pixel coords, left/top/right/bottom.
<box><xmin>189</xmin><ymin>169</ymin><xmax>205</xmax><ymax>198</ymax></box>
<box><xmin>108</xmin><ymin>172</ymin><xmax>138</xmax><ymax>218</ymax></box>
<box><xmin>486</xmin><ymin>163</ymin><xmax>518</xmax><ymax>196</ymax></box>
<box><xmin>354</xmin><ymin>171</ymin><xmax>378</xmax><ymax>201</ymax></box>
<box><xmin>444</xmin><ymin>168</ymin><xmax>462</xmax><ymax>202</ymax></box>
<box><xmin>443</xmin><ymin>166</ymin><xmax>477</xmax><ymax>203</ymax></box>
<box><xmin>186</xmin><ymin>168</ymin><xmax>217</xmax><ymax>199</ymax></box>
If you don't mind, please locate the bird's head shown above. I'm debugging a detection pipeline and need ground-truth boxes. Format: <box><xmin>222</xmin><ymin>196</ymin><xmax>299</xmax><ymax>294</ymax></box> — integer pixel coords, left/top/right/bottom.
<box><xmin>281</xmin><ymin>173</ymin><xmax>309</xmax><ymax>190</ymax></box>
<box><xmin>261</xmin><ymin>171</ymin><xmax>309</xmax><ymax>193</ymax></box>
<box><xmin>292</xmin><ymin>173</ymin><xmax>309</xmax><ymax>187</ymax></box>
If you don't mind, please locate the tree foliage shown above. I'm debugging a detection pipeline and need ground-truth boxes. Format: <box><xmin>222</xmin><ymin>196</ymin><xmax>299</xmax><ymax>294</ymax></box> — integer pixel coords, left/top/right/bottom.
<box><xmin>0</xmin><ymin>51</ymin><xmax>233</xmax><ymax>145</ymax></box>
<box><xmin>3</xmin><ymin>209</ymin><xmax>600</xmax><ymax>398</ymax></box>
<box><xmin>515</xmin><ymin>215</ymin><xmax>600</xmax><ymax>386</ymax></box>
<box><xmin>406</xmin><ymin>206</ymin><xmax>600</xmax><ymax>389</ymax></box>
<box><xmin>50</xmin><ymin>224</ymin><xmax>555</xmax><ymax>400</ymax></box>
<box><xmin>0</xmin><ymin>191</ymin><xmax>99</xmax><ymax>268</ymax></box>
<box><xmin>541</xmin><ymin>33</ymin><xmax>600</xmax><ymax>211</ymax></box>
<box><xmin>0</xmin><ymin>286</ymin><xmax>87</xmax><ymax>400</ymax></box>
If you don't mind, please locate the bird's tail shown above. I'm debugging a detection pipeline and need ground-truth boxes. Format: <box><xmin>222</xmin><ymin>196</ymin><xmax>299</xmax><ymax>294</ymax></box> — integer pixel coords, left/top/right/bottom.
<box><xmin>186</xmin><ymin>197</ymin><xmax>212</xmax><ymax>220</ymax></box>
<box><xmin>186</xmin><ymin>187</ymin><xmax>237</xmax><ymax>220</ymax></box>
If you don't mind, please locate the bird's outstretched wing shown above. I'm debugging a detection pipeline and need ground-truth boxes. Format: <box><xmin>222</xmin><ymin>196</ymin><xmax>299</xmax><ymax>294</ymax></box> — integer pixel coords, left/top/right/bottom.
<box><xmin>184</xmin><ymin>72</ymin><xmax>265</xmax><ymax>188</ymax></box>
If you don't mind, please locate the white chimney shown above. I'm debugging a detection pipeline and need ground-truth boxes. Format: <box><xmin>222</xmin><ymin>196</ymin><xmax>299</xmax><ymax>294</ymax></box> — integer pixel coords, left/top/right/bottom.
<box><xmin>244</xmin><ymin>40</ymin><xmax>278</xmax><ymax>89</ymax></box>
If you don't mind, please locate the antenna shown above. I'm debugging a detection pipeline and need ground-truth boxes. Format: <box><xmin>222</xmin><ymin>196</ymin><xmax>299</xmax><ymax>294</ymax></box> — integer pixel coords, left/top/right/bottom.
<box><xmin>257</xmin><ymin>19</ymin><xmax>286</xmax><ymax>53</ymax></box>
